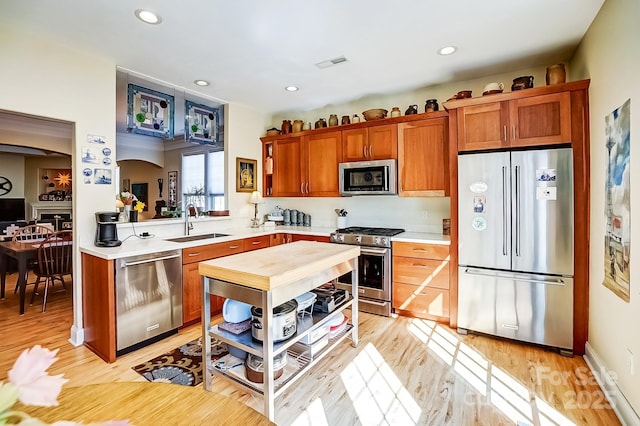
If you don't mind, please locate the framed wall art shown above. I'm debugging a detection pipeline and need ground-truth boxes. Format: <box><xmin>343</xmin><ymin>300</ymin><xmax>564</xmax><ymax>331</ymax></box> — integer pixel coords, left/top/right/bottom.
<box><xmin>131</xmin><ymin>182</ymin><xmax>149</xmax><ymax>211</ymax></box>
<box><xmin>236</xmin><ymin>158</ymin><xmax>257</xmax><ymax>192</ymax></box>
<box><xmin>185</xmin><ymin>100</ymin><xmax>219</xmax><ymax>145</ymax></box>
<box><xmin>127</xmin><ymin>84</ymin><xmax>175</xmax><ymax>139</ymax></box>
<box><xmin>168</xmin><ymin>170</ymin><xmax>178</xmax><ymax>208</ymax></box>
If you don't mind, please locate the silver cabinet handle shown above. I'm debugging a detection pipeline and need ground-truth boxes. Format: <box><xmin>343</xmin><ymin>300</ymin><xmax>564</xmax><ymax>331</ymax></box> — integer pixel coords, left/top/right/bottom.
<box><xmin>515</xmin><ymin>165</ymin><xmax>521</xmax><ymax>257</ymax></box>
<box><xmin>503</xmin><ymin>125</ymin><xmax>507</xmax><ymax>142</ymax></box>
<box><xmin>300</xmin><ymin>183</ymin><xmax>304</xmax><ymax>194</ymax></box>
<box><xmin>369</xmin><ymin>144</ymin><xmax>373</xmax><ymax>158</ymax></box>
<box><xmin>363</xmin><ymin>146</ymin><xmax>367</xmax><ymax>158</ymax></box>
<box><xmin>187</xmin><ymin>252</ymin><xmax>200</xmax><ymax>257</ymax></box>
<box><xmin>122</xmin><ymin>253</ymin><xmax>181</xmax><ymax>267</ymax></box>
<box><xmin>251</xmin><ymin>241</ymin><xmax>261</xmax><ymax>245</ymax></box>
<box><xmin>464</xmin><ymin>268</ymin><xmax>566</xmax><ymax>286</ymax></box>
<box><xmin>306</xmin><ymin>182</ymin><xmax>309</xmax><ymax>194</ymax></box>
<box><xmin>229</xmin><ymin>245</ymin><xmax>240</xmax><ymax>249</ymax></box>
<box><xmin>502</xmin><ymin>166</ymin><xmax>508</xmax><ymax>256</ymax></box>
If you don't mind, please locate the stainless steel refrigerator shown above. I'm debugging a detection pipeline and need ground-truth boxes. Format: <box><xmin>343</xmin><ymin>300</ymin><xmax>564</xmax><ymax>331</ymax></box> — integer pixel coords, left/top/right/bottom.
<box><xmin>457</xmin><ymin>147</ymin><xmax>574</xmax><ymax>355</ymax></box>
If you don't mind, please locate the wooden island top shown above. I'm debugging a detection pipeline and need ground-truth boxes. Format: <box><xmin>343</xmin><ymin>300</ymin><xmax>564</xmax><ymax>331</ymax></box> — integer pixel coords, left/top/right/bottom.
<box><xmin>198</xmin><ymin>240</ymin><xmax>360</xmax><ymax>291</ymax></box>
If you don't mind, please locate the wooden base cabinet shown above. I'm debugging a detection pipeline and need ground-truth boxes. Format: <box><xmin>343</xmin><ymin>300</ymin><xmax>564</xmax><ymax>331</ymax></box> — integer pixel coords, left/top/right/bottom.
<box><xmin>392</xmin><ymin>241</ymin><xmax>450</xmax><ymax>321</ymax></box>
<box><xmin>181</xmin><ymin>240</ymin><xmax>245</xmax><ymax>325</ymax></box>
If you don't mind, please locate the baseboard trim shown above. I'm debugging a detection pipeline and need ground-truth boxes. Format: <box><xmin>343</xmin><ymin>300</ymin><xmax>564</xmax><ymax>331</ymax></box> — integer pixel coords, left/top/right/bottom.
<box><xmin>584</xmin><ymin>342</ymin><xmax>639</xmax><ymax>425</ymax></box>
<box><xmin>68</xmin><ymin>325</ymin><xmax>84</xmax><ymax>347</ymax></box>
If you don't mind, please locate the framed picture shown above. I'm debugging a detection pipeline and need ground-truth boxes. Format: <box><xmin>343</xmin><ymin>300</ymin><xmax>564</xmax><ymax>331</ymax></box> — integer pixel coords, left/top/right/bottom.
<box><xmin>168</xmin><ymin>171</ymin><xmax>178</xmax><ymax>208</ymax></box>
<box><xmin>122</xmin><ymin>178</ymin><xmax>130</xmax><ymax>192</ymax></box>
<box><xmin>185</xmin><ymin>100</ymin><xmax>219</xmax><ymax>145</ymax></box>
<box><xmin>236</xmin><ymin>158</ymin><xmax>257</xmax><ymax>192</ymax></box>
<box><xmin>131</xmin><ymin>182</ymin><xmax>149</xmax><ymax>211</ymax></box>
<box><xmin>127</xmin><ymin>84</ymin><xmax>174</xmax><ymax>139</ymax></box>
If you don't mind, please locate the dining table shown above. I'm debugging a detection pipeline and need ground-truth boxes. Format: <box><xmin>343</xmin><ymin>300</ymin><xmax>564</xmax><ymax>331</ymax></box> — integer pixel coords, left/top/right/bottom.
<box><xmin>0</xmin><ymin>239</ymin><xmax>41</xmax><ymax>314</ymax></box>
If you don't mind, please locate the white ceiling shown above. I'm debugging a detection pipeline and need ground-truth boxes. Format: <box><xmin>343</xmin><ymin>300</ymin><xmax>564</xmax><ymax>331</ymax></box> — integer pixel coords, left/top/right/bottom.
<box><xmin>1</xmin><ymin>0</ymin><xmax>604</xmax><ymax>115</ymax></box>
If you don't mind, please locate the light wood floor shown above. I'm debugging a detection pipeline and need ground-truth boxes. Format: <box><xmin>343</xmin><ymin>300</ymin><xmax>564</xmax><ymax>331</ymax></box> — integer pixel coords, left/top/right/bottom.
<box><xmin>0</xmin><ymin>273</ymin><xmax>620</xmax><ymax>426</ymax></box>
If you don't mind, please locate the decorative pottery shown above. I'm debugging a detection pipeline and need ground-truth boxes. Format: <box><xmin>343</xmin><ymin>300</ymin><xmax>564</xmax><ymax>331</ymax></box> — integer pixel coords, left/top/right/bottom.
<box><xmin>362</xmin><ymin>109</ymin><xmax>388</xmax><ymax>121</ymax></box>
<box><xmin>341</xmin><ymin>115</ymin><xmax>350</xmax><ymax>125</ymax></box>
<box><xmin>511</xmin><ymin>76</ymin><xmax>534</xmax><ymax>91</ymax></box>
<box><xmin>328</xmin><ymin>114</ymin><xmax>339</xmax><ymax>126</ymax></box>
<box><xmin>281</xmin><ymin>120</ymin><xmax>292</xmax><ymax>134</ymax></box>
<box><xmin>390</xmin><ymin>107</ymin><xmax>401</xmax><ymax>117</ymax></box>
<box><xmin>424</xmin><ymin>99</ymin><xmax>439</xmax><ymax>112</ymax></box>
<box><xmin>315</xmin><ymin>118</ymin><xmax>327</xmax><ymax>129</ymax></box>
<box><xmin>546</xmin><ymin>64</ymin><xmax>566</xmax><ymax>85</ymax></box>
<box><xmin>302</xmin><ymin>121</ymin><xmax>311</xmax><ymax>130</ymax></box>
<box><xmin>352</xmin><ymin>114</ymin><xmax>361</xmax><ymax>123</ymax></box>
<box><xmin>292</xmin><ymin>119</ymin><xmax>304</xmax><ymax>132</ymax></box>
<box><xmin>405</xmin><ymin>105</ymin><xmax>418</xmax><ymax>115</ymax></box>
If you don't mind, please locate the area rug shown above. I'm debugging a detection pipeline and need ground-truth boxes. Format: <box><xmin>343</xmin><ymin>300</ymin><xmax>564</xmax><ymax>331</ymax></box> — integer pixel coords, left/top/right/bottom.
<box><xmin>132</xmin><ymin>337</ymin><xmax>228</xmax><ymax>386</ymax></box>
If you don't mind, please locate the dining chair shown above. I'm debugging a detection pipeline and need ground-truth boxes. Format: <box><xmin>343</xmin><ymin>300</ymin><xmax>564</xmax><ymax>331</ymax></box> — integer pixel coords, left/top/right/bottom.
<box><xmin>30</xmin><ymin>230</ymin><xmax>73</xmax><ymax>312</ymax></box>
<box><xmin>11</xmin><ymin>224</ymin><xmax>55</xmax><ymax>293</ymax></box>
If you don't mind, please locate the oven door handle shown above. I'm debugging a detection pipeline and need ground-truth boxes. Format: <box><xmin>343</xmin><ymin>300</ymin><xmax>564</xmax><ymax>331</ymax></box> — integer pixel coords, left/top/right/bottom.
<box><xmin>359</xmin><ymin>247</ymin><xmax>390</xmax><ymax>255</ymax></box>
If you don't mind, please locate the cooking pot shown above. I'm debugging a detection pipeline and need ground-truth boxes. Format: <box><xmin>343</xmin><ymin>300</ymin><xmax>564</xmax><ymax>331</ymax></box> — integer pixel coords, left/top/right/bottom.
<box><xmin>251</xmin><ymin>299</ymin><xmax>298</xmax><ymax>342</ymax></box>
<box><xmin>244</xmin><ymin>351</ymin><xmax>287</xmax><ymax>383</ymax></box>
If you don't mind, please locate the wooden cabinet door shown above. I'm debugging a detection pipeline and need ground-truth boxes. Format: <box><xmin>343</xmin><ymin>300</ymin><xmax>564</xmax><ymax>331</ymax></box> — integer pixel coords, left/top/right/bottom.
<box><xmin>509</xmin><ymin>92</ymin><xmax>571</xmax><ymax>147</ymax></box>
<box><xmin>342</xmin><ymin>128</ymin><xmax>368</xmax><ymax>162</ymax></box>
<box><xmin>457</xmin><ymin>102</ymin><xmax>510</xmax><ymax>152</ymax></box>
<box><xmin>244</xmin><ymin>235</ymin><xmax>270</xmax><ymax>252</ymax></box>
<box><xmin>290</xmin><ymin>234</ymin><xmax>331</xmax><ymax>243</ymax></box>
<box><xmin>304</xmin><ymin>131</ymin><xmax>342</xmax><ymax>196</ymax></box>
<box><xmin>368</xmin><ymin>124</ymin><xmax>397</xmax><ymax>160</ymax></box>
<box><xmin>183</xmin><ymin>263</ymin><xmax>225</xmax><ymax>324</ymax></box>
<box><xmin>398</xmin><ymin>117</ymin><xmax>448</xmax><ymax>196</ymax></box>
<box><xmin>269</xmin><ymin>233</ymin><xmax>285</xmax><ymax>246</ymax></box>
<box><xmin>273</xmin><ymin>137</ymin><xmax>303</xmax><ymax>197</ymax></box>
<box><xmin>342</xmin><ymin>125</ymin><xmax>397</xmax><ymax>161</ymax></box>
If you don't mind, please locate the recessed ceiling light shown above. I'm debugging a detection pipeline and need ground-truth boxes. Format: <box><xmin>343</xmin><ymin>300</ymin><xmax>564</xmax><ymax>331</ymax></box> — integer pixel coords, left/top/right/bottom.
<box><xmin>438</xmin><ymin>46</ymin><xmax>457</xmax><ymax>55</ymax></box>
<box><xmin>285</xmin><ymin>86</ymin><xmax>299</xmax><ymax>92</ymax></box>
<box><xmin>194</xmin><ymin>80</ymin><xmax>210</xmax><ymax>87</ymax></box>
<box><xmin>135</xmin><ymin>9</ymin><xmax>162</xmax><ymax>24</ymax></box>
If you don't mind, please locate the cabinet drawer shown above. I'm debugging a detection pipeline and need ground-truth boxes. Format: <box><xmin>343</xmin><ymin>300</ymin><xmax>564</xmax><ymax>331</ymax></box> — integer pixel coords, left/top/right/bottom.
<box><xmin>183</xmin><ymin>240</ymin><xmax>245</xmax><ymax>264</ymax></box>
<box><xmin>392</xmin><ymin>283</ymin><xmax>449</xmax><ymax>318</ymax></box>
<box><xmin>392</xmin><ymin>257</ymin><xmax>449</xmax><ymax>289</ymax></box>
<box><xmin>244</xmin><ymin>235</ymin><xmax>270</xmax><ymax>252</ymax></box>
<box><xmin>392</xmin><ymin>241</ymin><xmax>449</xmax><ymax>260</ymax></box>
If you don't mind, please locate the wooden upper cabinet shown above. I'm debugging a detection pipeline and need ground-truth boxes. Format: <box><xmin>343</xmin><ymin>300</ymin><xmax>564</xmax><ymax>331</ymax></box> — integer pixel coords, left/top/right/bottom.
<box><xmin>509</xmin><ymin>92</ymin><xmax>571</xmax><ymax>147</ymax></box>
<box><xmin>397</xmin><ymin>117</ymin><xmax>448</xmax><ymax>196</ymax></box>
<box><xmin>457</xmin><ymin>102</ymin><xmax>510</xmax><ymax>151</ymax></box>
<box><xmin>273</xmin><ymin>137</ymin><xmax>303</xmax><ymax>197</ymax></box>
<box><xmin>456</xmin><ymin>91</ymin><xmax>571</xmax><ymax>152</ymax></box>
<box><xmin>303</xmin><ymin>131</ymin><xmax>342</xmax><ymax>196</ymax></box>
<box><xmin>342</xmin><ymin>124</ymin><xmax>397</xmax><ymax>162</ymax></box>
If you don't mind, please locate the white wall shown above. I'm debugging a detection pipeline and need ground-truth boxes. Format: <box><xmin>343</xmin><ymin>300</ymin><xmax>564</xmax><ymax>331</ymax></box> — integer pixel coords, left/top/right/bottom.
<box><xmin>267</xmin><ymin>65</ymin><xmax>551</xmax><ymax>232</ymax></box>
<box><xmin>0</xmin><ymin>25</ymin><xmax>117</xmax><ymax>345</ymax></box>
<box><xmin>0</xmin><ymin>154</ymin><xmax>25</xmax><ymax>198</ymax></box>
<box><xmin>571</xmin><ymin>0</ymin><xmax>640</xmax><ymax>418</ymax></box>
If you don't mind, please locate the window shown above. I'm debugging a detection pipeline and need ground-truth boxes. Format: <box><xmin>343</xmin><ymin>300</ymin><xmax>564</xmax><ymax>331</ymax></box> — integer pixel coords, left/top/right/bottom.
<box><xmin>182</xmin><ymin>148</ymin><xmax>225</xmax><ymax>211</ymax></box>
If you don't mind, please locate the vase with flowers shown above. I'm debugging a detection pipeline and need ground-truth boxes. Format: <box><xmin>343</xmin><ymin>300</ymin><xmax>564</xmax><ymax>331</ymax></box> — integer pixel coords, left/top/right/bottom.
<box><xmin>116</xmin><ymin>192</ymin><xmax>136</xmax><ymax>222</ymax></box>
<box><xmin>130</xmin><ymin>201</ymin><xmax>145</xmax><ymax>222</ymax></box>
<box><xmin>0</xmin><ymin>345</ymin><xmax>127</xmax><ymax>425</ymax></box>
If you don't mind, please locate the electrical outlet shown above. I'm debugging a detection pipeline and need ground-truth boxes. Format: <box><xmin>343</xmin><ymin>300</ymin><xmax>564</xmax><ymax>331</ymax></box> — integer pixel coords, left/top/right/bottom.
<box><xmin>627</xmin><ymin>348</ymin><xmax>634</xmax><ymax>376</ymax></box>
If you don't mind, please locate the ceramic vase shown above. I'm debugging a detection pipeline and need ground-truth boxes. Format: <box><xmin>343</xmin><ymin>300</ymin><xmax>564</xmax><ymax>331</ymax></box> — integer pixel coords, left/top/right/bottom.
<box><xmin>546</xmin><ymin>64</ymin><xmax>566</xmax><ymax>85</ymax></box>
<box><xmin>328</xmin><ymin>114</ymin><xmax>339</xmax><ymax>127</ymax></box>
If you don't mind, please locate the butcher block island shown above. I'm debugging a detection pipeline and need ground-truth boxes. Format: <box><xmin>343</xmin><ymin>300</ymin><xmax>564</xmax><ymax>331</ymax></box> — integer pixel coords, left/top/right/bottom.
<box><xmin>198</xmin><ymin>241</ymin><xmax>360</xmax><ymax>422</ymax></box>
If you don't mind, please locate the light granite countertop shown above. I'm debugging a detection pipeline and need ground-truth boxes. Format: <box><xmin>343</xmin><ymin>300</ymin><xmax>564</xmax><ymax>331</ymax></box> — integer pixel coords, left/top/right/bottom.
<box><xmin>80</xmin><ymin>225</ymin><xmax>449</xmax><ymax>260</ymax></box>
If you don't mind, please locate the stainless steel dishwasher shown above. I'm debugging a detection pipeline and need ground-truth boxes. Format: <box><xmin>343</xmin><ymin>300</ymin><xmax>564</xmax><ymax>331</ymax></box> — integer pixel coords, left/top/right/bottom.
<box><xmin>115</xmin><ymin>249</ymin><xmax>183</xmax><ymax>355</ymax></box>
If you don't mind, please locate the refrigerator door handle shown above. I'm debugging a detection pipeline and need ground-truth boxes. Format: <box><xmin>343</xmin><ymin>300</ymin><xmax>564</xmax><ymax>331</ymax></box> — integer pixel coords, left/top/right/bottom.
<box><xmin>463</xmin><ymin>267</ymin><xmax>566</xmax><ymax>286</ymax></box>
<box><xmin>514</xmin><ymin>165</ymin><xmax>521</xmax><ymax>257</ymax></box>
<box><xmin>502</xmin><ymin>166</ymin><xmax>508</xmax><ymax>256</ymax></box>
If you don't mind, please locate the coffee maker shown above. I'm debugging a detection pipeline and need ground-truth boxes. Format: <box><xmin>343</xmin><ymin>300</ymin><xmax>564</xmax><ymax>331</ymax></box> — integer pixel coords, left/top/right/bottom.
<box><xmin>95</xmin><ymin>212</ymin><xmax>122</xmax><ymax>247</ymax></box>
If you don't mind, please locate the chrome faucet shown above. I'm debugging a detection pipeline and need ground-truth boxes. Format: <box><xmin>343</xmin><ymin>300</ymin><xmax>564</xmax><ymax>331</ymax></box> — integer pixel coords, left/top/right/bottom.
<box><xmin>184</xmin><ymin>203</ymin><xmax>195</xmax><ymax>235</ymax></box>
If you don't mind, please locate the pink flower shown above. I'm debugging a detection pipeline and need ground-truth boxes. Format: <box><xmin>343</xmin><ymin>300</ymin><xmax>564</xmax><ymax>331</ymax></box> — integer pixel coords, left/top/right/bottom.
<box><xmin>8</xmin><ymin>345</ymin><xmax>68</xmax><ymax>407</ymax></box>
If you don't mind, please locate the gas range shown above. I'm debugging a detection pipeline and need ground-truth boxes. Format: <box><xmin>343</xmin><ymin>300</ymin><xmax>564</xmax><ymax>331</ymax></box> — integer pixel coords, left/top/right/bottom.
<box><xmin>330</xmin><ymin>226</ymin><xmax>405</xmax><ymax>248</ymax></box>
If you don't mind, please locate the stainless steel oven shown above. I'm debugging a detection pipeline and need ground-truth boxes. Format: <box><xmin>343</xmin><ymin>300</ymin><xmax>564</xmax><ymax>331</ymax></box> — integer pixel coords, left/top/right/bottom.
<box><xmin>330</xmin><ymin>226</ymin><xmax>404</xmax><ymax>316</ymax></box>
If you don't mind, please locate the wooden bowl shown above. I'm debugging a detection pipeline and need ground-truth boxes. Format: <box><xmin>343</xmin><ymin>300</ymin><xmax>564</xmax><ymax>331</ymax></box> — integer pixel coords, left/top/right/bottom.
<box><xmin>265</xmin><ymin>128</ymin><xmax>281</xmax><ymax>136</ymax></box>
<box><xmin>362</xmin><ymin>109</ymin><xmax>388</xmax><ymax>121</ymax></box>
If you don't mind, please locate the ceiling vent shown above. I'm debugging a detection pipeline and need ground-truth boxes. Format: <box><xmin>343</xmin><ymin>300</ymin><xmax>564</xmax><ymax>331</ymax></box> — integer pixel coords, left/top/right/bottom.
<box><xmin>315</xmin><ymin>56</ymin><xmax>349</xmax><ymax>69</ymax></box>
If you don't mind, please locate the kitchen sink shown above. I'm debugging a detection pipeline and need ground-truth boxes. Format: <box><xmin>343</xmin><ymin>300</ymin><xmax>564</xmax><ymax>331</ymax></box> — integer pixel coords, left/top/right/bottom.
<box><xmin>165</xmin><ymin>233</ymin><xmax>229</xmax><ymax>243</ymax></box>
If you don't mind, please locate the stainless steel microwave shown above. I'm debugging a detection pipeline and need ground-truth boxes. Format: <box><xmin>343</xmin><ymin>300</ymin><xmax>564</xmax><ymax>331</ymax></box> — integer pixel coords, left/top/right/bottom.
<box><xmin>339</xmin><ymin>159</ymin><xmax>397</xmax><ymax>196</ymax></box>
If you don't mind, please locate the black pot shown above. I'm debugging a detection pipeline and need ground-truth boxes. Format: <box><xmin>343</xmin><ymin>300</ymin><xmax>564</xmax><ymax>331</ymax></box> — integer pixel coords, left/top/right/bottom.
<box><xmin>251</xmin><ymin>300</ymin><xmax>298</xmax><ymax>342</ymax></box>
<box><xmin>129</xmin><ymin>210</ymin><xmax>138</xmax><ymax>222</ymax></box>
